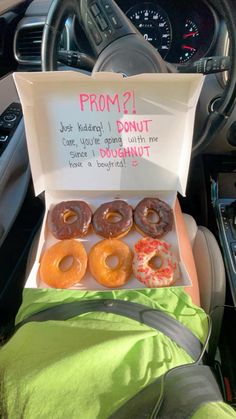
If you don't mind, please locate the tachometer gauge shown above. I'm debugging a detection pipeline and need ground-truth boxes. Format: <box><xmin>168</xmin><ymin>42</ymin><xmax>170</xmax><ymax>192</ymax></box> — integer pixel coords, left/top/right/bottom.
<box><xmin>179</xmin><ymin>19</ymin><xmax>200</xmax><ymax>63</ymax></box>
<box><xmin>126</xmin><ymin>3</ymin><xmax>172</xmax><ymax>59</ymax></box>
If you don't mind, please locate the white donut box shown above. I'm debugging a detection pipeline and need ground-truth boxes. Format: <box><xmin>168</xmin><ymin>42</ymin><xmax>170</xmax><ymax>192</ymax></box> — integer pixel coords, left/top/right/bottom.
<box><xmin>13</xmin><ymin>71</ymin><xmax>204</xmax><ymax>290</ymax></box>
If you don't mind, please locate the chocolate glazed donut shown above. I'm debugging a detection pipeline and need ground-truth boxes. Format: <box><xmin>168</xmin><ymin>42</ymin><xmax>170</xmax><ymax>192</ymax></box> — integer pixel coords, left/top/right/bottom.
<box><xmin>92</xmin><ymin>200</ymin><xmax>133</xmax><ymax>238</ymax></box>
<box><xmin>134</xmin><ymin>197</ymin><xmax>173</xmax><ymax>238</ymax></box>
<box><xmin>48</xmin><ymin>200</ymin><xmax>92</xmax><ymax>239</ymax></box>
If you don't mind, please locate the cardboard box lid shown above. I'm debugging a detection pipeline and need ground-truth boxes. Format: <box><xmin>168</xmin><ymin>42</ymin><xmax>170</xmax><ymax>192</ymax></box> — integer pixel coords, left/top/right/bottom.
<box><xmin>13</xmin><ymin>71</ymin><xmax>203</xmax><ymax>196</ymax></box>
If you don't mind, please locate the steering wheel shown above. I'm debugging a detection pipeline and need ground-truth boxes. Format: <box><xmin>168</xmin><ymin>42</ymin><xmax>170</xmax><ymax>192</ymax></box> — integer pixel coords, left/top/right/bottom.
<box><xmin>41</xmin><ymin>0</ymin><xmax>236</xmax><ymax>155</ymax></box>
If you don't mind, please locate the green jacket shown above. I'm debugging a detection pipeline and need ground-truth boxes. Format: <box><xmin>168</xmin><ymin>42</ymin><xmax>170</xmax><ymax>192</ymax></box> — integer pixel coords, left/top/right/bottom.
<box><xmin>0</xmin><ymin>287</ymin><xmax>235</xmax><ymax>418</ymax></box>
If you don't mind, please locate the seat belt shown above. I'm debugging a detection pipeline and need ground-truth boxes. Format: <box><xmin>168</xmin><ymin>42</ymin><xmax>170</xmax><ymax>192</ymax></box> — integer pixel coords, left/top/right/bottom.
<box><xmin>15</xmin><ymin>298</ymin><xmax>203</xmax><ymax>360</ymax></box>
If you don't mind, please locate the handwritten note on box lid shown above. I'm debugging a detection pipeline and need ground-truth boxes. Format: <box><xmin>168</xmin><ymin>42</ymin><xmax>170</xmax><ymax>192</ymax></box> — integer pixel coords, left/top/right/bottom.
<box><xmin>13</xmin><ymin>71</ymin><xmax>203</xmax><ymax>196</ymax></box>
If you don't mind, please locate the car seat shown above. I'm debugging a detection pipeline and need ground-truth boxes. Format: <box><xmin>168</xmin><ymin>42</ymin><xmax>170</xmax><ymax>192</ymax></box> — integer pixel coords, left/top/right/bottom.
<box><xmin>183</xmin><ymin>213</ymin><xmax>225</xmax><ymax>360</ymax></box>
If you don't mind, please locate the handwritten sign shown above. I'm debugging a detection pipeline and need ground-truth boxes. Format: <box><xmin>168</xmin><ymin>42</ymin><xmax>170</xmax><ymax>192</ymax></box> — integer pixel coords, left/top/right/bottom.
<box><xmin>79</xmin><ymin>91</ymin><xmax>136</xmax><ymax>114</ymax></box>
<box><xmin>56</xmin><ymin>110</ymin><xmax>159</xmax><ymax>174</ymax></box>
<box><xmin>14</xmin><ymin>73</ymin><xmax>203</xmax><ymax>194</ymax></box>
<box><xmin>58</xmin><ymin>91</ymin><xmax>154</xmax><ymax>171</ymax></box>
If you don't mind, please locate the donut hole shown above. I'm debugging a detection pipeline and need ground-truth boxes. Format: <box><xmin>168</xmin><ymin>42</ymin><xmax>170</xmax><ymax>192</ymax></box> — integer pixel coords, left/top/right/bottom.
<box><xmin>63</xmin><ymin>210</ymin><xmax>78</xmax><ymax>224</ymax></box>
<box><xmin>147</xmin><ymin>210</ymin><xmax>159</xmax><ymax>224</ymax></box>
<box><xmin>59</xmin><ymin>255</ymin><xmax>74</xmax><ymax>271</ymax></box>
<box><xmin>105</xmin><ymin>255</ymin><xmax>120</xmax><ymax>269</ymax></box>
<box><xmin>148</xmin><ymin>255</ymin><xmax>163</xmax><ymax>270</ymax></box>
<box><xmin>106</xmin><ymin>211</ymin><xmax>122</xmax><ymax>224</ymax></box>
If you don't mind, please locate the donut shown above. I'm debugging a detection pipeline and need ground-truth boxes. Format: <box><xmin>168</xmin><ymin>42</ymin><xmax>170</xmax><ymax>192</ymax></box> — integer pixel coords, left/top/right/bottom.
<box><xmin>134</xmin><ymin>197</ymin><xmax>173</xmax><ymax>238</ymax></box>
<box><xmin>88</xmin><ymin>239</ymin><xmax>133</xmax><ymax>288</ymax></box>
<box><xmin>39</xmin><ymin>239</ymin><xmax>87</xmax><ymax>288</ymax></box>
<box><xmin>92</xmin><ymin>200</ymin><xmax>133</xmax><ymax>238</ymax></box>
<box><xmin>132</xmin><ymin>237</ymin><xmax>179</xmax><ymax>287</ymax></box>
<box><xmin>48</xmin><ymin>200</ymin><xmax>92</xmax><ymax>239</ymax></box>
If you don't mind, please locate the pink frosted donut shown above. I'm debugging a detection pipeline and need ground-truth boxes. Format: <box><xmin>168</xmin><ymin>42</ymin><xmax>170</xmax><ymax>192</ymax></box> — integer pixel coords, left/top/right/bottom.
<box><xmin>133</xmin><ymin>237</ymin><xmax>180</xmax><ymax>287</ymax></box>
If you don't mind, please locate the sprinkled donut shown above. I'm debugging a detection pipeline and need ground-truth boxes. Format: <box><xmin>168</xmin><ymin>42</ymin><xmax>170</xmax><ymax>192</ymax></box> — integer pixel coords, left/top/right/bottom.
<box><xmin>133</xmin><ymin>237</ymin><xmax>179</xmax><ymax>287</ymax></box>
<box><xmin>134</xmin><ymin>197</ymin><xmax>173</xmax><ymax>238</ymax></box>
<box><xmin>39</xmin><ymin>239</ymin><xmax>87</xmax><ymax>289</ymax></box>
<box><xmin>48</xmin><ymin>200</ymin><xmax>92</xmax><ymax>240</ymax></box>
<box><xmin>89</xmin><ymin>239</ymin><xmax>133</xmax><ymax>288</ymax></box>
<box><xmin>92</xmin><ymin>200</ymin><xmax>133</xmax><ymax>238</ymax></box>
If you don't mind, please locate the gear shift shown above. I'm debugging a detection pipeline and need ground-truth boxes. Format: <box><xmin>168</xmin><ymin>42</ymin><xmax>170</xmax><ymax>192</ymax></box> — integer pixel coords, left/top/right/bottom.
<box><xmin>225</xmin><ymin>200</ymin><xmax>236</xmax><ymax>228</ymax></box>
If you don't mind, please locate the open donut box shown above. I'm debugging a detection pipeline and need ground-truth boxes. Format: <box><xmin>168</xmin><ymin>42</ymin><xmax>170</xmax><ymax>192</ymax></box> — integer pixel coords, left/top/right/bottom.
<box><xmin>13</xmin><ymin>71</ymin><xmax>204</xmax><ymax>290</ymax></box>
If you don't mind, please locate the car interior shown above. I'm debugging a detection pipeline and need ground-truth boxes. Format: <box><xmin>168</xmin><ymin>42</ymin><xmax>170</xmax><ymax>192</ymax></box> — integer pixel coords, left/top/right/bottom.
<box><xmin>0</xmin><ymin>0</ymin><xmax>236</xmax><ymax>412</ymax></box>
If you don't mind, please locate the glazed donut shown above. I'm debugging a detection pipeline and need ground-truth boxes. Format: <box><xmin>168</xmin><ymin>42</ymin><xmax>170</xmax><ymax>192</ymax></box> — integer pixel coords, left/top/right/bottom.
<box><xmin>92</xmin><ymin>200</ymin><xmax>133</xmax><ymax>238</ymax></box>
<box><xmin>133</xmin><ymin>237</ymin><xmax>179</xmax><ymax>287</ymax></box>
<box><xmin>48</xmin><ymin>200</ymin><xmax>92</xmax><ymax>239</ymax></box>
<box><xmin>134</xmin><ymin>198</ymin><xmax>173</xmax><ymax>238</ymax></box>
<box><xmin>88</xmin><ymin>239</ymin><xmax>133</xmax><ymax>288</ymax></box>
<box><xmin>39</xmin><ymin>239</ymin><xmax>87</xmax><ymax>289</ymax></box>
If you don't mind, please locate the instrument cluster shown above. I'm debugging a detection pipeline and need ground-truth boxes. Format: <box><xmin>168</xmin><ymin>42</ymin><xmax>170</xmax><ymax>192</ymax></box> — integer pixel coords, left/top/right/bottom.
<box><xmin>118</xmin><ymin>0</ymin><xmax>216</xmax><ymax>64</ymax></box>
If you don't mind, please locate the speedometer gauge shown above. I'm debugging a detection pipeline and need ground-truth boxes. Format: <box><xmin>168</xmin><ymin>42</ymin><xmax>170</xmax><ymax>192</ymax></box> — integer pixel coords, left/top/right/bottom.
<box><xmin>126</xmin><ymin>3</ymin><xmax>172</xmax><ymax>59</ymax></box>
<box><xmin>179</xmin><ymin>19</ymin><xmax>200</xmax><ymax>63</ymax></box>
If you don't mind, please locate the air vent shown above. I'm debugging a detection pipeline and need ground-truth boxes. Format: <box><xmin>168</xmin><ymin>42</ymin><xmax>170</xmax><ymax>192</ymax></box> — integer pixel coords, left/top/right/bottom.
<box><xmin>14</xmin><ymin>23</ymin><xmax>44</xmax><ymax>64</ymax></box>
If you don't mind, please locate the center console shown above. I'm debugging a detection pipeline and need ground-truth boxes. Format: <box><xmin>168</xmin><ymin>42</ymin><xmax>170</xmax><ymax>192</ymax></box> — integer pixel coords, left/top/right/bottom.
<box><xmin>213</xmin><ymin>172</ymin><xmax>236</xmax><ymax>305</ymax></box>
<box><xmin>206</xmin><ymin>167</ymin><xmax>236</xmax><ymax>407</ymax></box>
<box><xmin>215</xmin><ymin>199</ymin><xmax>236</xmax><ymax>304</ymax></box>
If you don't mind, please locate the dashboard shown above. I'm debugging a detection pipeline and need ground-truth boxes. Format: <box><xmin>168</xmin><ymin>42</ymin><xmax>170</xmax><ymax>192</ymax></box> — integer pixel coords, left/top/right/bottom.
<box><xmin>13</xmin><ymin>0</ymin><xmax>219</xmax><ymax>68</ymax></box>
<box><xmin>120</xmin><ymin>0</ymin><xmax>217</xmax><ymax>64</ymax></box>
<box><xmin>72</xmin><ymin>0</ymin><xmax>218</xmax><ymax>66</ymax></box>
